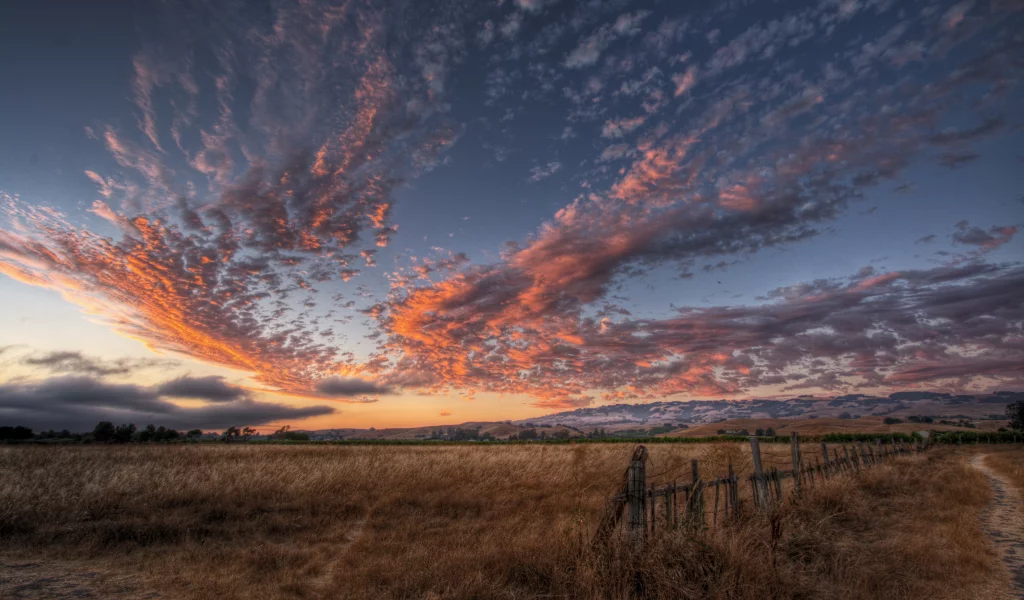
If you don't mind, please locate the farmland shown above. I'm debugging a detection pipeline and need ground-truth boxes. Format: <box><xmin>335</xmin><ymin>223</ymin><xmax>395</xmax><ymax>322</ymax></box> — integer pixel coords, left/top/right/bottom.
<box><xmin>1</xmin><ymin>442</ymin><xmax>1019</xmax><ymax>599</ymax></box>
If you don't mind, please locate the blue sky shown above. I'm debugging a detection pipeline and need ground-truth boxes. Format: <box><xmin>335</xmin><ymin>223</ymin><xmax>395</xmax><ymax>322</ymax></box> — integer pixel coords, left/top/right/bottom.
<box><xmin>1</xmin><ymin>0</ymin><xmax>1022</xmax><ymax>431</ymax></box>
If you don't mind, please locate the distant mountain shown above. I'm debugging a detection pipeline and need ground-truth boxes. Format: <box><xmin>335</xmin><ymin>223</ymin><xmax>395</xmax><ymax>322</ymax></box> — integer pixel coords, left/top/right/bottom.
<box><xmin>516</xmin><ymin>391</ymin><xmax>1023</xmax><ymax>429</ymax></box>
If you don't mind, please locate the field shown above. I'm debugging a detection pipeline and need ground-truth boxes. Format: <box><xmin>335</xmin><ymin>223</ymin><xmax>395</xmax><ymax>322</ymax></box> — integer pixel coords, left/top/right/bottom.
<box><xmin>0</xmin><ymin>443</ymin><xmax>1018</xmax><ymax>599</ymax></box>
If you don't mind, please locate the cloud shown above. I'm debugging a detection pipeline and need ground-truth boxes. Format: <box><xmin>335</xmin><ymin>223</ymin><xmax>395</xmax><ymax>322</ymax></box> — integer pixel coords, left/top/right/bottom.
<box><xmin>564</xmin><ymin>10</ymin><xmax>651</xmax><ymax>68</ymax></box>
<box><xmin>952</xmin><ymin>221</ymin><xmax>1018</xmax><ymax>251</ymax></box>
<box><xmin>439</xmin><ymin>409</ymin><xmax>452</xmax><ymax>417</ymax></box>
<box><xmin>20</xmin><ymin>350</ymin><xmax>172</xmax><ymax>377</ymax></box>
<box><xmin>671</xmin><ymin>66</ymin><xmax>698</xmax><ymax>96</ymax></box>
<box><xmin>0</xmin><ymin>376</ymin><xmax>335</xmax><ymax>432</ymax></box>
<box><xmin>939</xmin><ymin>151</ymin><xmax>980</xmax><ymax>169</ymax></box>
<box><xmin>528</xmin><ymin>161</ymin><xmax>563</xmax><ymax>182</ymax></box>
<box><xmin>314</xmin><ymin>377</ymin><xmax>393</xmax><ymax>398</ymax></box>
<box><xmin>2</xmin><ymin>0</ymin><xmax>1022</xmax><ymax>412</ymax></box>
<box><xmin>156</xmin><ymin>376</ymin><xmax>247</xmax><ymax>402</ymax></box>
<box><xmin>601</xmin><ymin>116</ymin><xmax>646</xmax><ymax>138</ymax></box>
<box><xmin>0</xmin><ymin>0</ymin><xmax>466</xmax><ymax>396</ymax></box>
<box><xmin>378</xmin><ymin>254</ymin><xmax>1024</xmax><ymax>407</ymax></box>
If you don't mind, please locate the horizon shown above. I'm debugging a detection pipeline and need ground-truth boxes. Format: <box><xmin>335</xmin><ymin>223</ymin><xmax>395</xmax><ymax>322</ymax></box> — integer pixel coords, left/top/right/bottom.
<box><xmin>2</xmin><ymin>0</ymin><xmax>1023</xmax><ymax>432</ymax></box>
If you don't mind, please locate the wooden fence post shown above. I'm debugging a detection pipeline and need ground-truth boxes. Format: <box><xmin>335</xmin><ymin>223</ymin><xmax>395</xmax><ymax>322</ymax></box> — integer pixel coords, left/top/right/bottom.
<box><xmin>820</xmin><ymin>441</ymin><xmax>830</xmax><ymax>476</ymax></box>
<box><xmin>749</xmin><ymin>437</ymin><xmax>767</xmax><ymax>510</ymax></box>
<box><xmin>791</xmin><ymin>432</ymin><xmax>802</xmax><ymax>492</ymax></box>
<box><xmin>728</xmin><ymin>462</ymin><xmax>739</xmax><ymax>520</ymax></box>
<box><xmin>672</xmin><ymin>480</ymin><xmax>679</xmax><ymax>528</ymax></box>
<box><xmin>627</xmin><ymin>452</ymin><xmax>646</xmax><ymax>547</ymax></box>
<box><xmin>713</xmin><ymin>480</ymin><xmax>720</xmax><ymax>527</ymax></box>
<box><xmin>690</xmin><ymin>459</ymin><xmax>705</xmax><ymax>529</ymax></box>
<box><xmin>649</xmin><ymin>483</ymin><xmax>656</xmax><ymax>536</ymax></box>
<box><xmin>844</xmin><ymin>445</ymin><xmax>856</xmax><ymax>472</ymax></box>
<box><xmin>665</xmin><ymin>482</ymin><xmax>672</xmax><ymax>528</ymax></box>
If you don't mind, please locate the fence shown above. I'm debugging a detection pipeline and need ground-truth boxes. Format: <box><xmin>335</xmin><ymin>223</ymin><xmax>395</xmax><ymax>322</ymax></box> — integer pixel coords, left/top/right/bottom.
<box><xmin>597</xmin><ymin>433</ymin><xmax>928</xmax><ymax>547</ymax></box>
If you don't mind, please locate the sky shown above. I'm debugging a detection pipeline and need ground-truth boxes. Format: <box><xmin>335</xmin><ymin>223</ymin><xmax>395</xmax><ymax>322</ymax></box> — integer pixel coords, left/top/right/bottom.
<box><xmin>0</xmin><ymin>0</ymin><xmax>1022</xmax><ymax>432</ymax></box>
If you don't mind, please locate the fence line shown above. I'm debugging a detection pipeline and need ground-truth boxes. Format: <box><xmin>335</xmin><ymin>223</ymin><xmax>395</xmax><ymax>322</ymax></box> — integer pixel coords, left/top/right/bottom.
<box><xmin>597</xmin><ymin>433</ymin><xmax>928</xmax><ymax>547</ymax></box>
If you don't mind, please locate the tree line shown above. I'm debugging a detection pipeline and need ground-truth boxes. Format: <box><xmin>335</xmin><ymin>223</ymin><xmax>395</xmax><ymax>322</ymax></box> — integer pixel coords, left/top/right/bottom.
<box><xmin>0</xmin><ymin>422</ymin><xmax>306</xmax><ymax>443</ymax></box>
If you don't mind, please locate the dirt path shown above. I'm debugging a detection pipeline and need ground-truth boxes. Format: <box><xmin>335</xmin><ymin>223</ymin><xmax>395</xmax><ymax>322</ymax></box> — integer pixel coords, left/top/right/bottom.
<box><xmin>970</xmin><ymin>454</ymin><xmax>1024</xmax><ymax>599</ymax></box>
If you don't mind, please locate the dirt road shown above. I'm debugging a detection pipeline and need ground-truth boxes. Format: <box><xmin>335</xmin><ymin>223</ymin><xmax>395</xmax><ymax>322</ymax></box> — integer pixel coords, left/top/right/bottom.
<box><xmin>971</xmin><ymin>454</ymin><xmax>1024</xmax><ymax>599</ymax></box>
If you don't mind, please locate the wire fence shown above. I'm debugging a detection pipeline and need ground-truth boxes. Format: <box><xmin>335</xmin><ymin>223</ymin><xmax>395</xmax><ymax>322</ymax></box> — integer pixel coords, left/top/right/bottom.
<box><xmin>596</xmin><ymin>433</ymin><xmax>939</xmax><ymax>547</ymax></box>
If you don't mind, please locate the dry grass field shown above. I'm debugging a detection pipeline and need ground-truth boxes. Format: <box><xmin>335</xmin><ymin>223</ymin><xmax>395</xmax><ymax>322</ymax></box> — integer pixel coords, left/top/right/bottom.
<box><xmin>0</xmin><ymin>443</ymin><xmax>1014</xmax><ymax>599</ymax></box>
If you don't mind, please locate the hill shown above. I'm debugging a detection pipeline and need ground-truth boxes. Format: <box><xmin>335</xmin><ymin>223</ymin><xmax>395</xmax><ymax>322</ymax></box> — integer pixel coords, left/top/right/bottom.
<box><xmin>518</xmin><ymin>391</ymin><xmax>1021</xmax><ymax>430</ymax></box>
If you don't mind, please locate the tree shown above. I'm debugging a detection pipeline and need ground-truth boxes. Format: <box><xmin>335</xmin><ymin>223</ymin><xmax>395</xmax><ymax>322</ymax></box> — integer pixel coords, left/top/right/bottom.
<box><xmin>113</xmin><ymin>423</ymin><xmax>136</xmax><ymax>444</ymax></box>
<box><xmin>0</xmin><ymin>426</ymin><xmax>33</xmax><ymax>441</ymax></box>
<box><xmin>93</xmin><ymin>421</ymin><xmax>116</xmax><ymax>443</ymax></box>
<box><xmin>221</xmin><ymin>426</ymin><xmax>241</xmax><ymax>443</ymax></box>
<box><xmin>241</xmin><ymin>427</ymin><xmax>257</xmax><ymax>442</ymax></box>
<box><xmin>1008</xmin><ymin>401</ymin><xmax>1024</xmax><ymax>430</ymax></box>
<box><xmin>135</xmin><ymin>424</ymin><xmax>158</xmax><ymax>443</ymax></box>
<box><xmin>755</xmin><ymin>428</ymin><xmax>765</xmax><ymax>436</ymax></box>
<box><xmin>884</xmin><ymin>417</ymin><xmax>903</xmax><ymax>425</ymax></box>
<box><xmin>186</xmin><ymin>429</ymin><xmax>203</xmax><ymax>441</ymax></box>
<box><xmin>764</xmin><ymin>427</ymin><xmax>776</xmax><ymax>437</ymax></box>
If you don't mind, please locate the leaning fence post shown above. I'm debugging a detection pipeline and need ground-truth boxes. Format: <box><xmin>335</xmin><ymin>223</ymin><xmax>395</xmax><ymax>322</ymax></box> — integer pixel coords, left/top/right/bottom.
<box><xmin>749</xmin><ymin>437</ymin><xmax>767</xmax><ymax>510</ymax></box>
<box><xmin>791</xmin><ymin>432</ymin><xmax>802</xmax><ymax>492</ymax></box>
<box><xmin>627</xmin><ymin>451</ymin><xmax>647</xmax><ymax>547</ymax></box>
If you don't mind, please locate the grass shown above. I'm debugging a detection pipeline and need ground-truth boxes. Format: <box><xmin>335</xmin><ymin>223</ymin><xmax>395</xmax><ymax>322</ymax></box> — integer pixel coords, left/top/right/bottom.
<box><xmin>0</xmin><ymin>443</ymin><xmax>1010</xmax><ymax>599</ymax></box>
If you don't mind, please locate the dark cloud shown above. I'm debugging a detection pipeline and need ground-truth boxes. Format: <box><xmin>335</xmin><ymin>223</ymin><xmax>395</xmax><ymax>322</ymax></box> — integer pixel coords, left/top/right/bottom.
<box><xmin>314</xmin><ymin>377</ymin><xmax>392</xmax><ymax>398</ymax></box>
<box><xmin>21</xmin><ymin>350</ymin><xmax>172</xmax><ymax>377</ymax></box>
<box><xmin>952</xmin><ymin>221</ymin><xmax>1019</xmax><ymax>251</ymax></box>
<box><xmin>156</xmin><ymin>376</ymin><xmax>247</xmax><ymax>402</ymax></box>
<box><xmin>0</xmin><ymin>376</ymin><xmax>335</xmax><ymax>432</ymax></box>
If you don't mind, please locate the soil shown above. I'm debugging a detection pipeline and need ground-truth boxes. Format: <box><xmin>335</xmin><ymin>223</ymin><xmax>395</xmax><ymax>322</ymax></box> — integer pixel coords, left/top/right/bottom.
<box><xmin>971</xmin><ymin>453</ymin><xmax>1024</xmax><ymax>599</ymax></box>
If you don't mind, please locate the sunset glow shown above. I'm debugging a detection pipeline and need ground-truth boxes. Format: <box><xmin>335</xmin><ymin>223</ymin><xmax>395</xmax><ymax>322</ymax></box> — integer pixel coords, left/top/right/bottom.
<box><xmin>1</xmin><ymin>0</ymin><xmax>1022</xmax><ymax>431</ymax></box>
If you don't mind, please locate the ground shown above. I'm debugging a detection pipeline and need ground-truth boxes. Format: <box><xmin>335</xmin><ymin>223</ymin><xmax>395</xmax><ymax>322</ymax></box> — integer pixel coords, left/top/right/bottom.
<box><xmin>1</xmin><ymin>443</ymin><xmax>1021</xmax><ymax>599</ymax></box>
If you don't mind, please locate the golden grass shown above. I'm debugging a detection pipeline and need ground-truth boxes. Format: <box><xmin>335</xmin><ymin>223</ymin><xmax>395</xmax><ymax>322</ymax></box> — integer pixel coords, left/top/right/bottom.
<box><xmin>0</xmin><ymin>443</ymin><xmax>1009</xmax><ymax>599</ymax></box>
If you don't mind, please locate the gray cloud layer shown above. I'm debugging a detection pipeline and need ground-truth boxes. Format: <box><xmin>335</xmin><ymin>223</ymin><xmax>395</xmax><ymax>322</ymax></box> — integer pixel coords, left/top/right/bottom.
<box><xmin>0</xmin><ymin>376</ymin><xmax>335</xmax><ymax>432</ymax></box>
